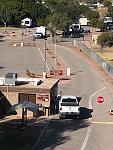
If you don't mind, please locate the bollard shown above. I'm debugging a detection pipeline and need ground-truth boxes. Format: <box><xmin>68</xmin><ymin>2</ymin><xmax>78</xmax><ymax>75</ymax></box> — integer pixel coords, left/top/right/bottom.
<box><xmin>43</xmin><ymin>72</ymin><xmax>47</xmax><ymax>78</ymax></box>
<box><xmin>67</xmin><ymin>68</ymin><xmax>71</xmax><ymax>76</ymax></box>
<box><xmin>21</xmin><ymin>42</ymin><xmax>24</xmax><ymax>47</ymax></box>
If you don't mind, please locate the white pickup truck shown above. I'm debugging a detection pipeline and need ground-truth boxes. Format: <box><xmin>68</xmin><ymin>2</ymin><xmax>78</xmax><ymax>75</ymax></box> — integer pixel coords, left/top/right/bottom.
<box><xmin>59</xmin><ymin>95</ymin><xmax>80</xmax><ymax>119</ymax></box>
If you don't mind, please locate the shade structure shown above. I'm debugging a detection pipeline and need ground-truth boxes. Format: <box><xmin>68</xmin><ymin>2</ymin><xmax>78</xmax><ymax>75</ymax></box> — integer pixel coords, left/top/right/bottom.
<box><xmin>9</xmin><ymin>101</ymin><xmax>39</xmax><ymax>113</ymax></box>
<box><xmin>9</xmin><ymin>101</ymin><xmax>39</xmax><ymax>129</ymax></box>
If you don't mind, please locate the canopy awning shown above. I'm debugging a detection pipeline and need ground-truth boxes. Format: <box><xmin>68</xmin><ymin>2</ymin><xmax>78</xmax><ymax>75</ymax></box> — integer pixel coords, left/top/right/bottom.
<box><xmin>9</xmin><ymin>101</ymin><xmax>39</xmax><ymax>113</ymax></box>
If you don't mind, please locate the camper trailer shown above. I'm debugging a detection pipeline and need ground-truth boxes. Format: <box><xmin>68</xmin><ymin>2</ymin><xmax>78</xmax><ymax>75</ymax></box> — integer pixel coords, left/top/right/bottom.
<box><xmin>104</xmin><ymin>17</ymin><xmax>113</xmax><ymax>30</ymax></box>
<box><xmin>21</xmin><ymin>18</ymin><xmax>32</xmax><ymax>27</ymax></box>
<box><xmin>33</xmin><ymin>26</ymin><xmax>46</xmax><ymax>39</ymax></box>
<box><xmin>104</xmin><ymin>17</ymin><xmax>113</xmax><ymax>23</ymax></box>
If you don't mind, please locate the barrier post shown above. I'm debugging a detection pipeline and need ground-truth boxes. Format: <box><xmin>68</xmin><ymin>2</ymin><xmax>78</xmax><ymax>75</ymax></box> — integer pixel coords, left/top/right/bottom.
<box><xmin>67</xmin><ymin>68</ymin><xmax>71</xmax><ymax>76</ymax></box>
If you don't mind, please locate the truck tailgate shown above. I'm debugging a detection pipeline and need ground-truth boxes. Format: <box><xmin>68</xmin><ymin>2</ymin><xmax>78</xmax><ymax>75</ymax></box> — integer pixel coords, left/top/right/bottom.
<box><xmin>61</xmin><ymin>106</ymin><xmax>79</xmax><ymax>112</ymax></box>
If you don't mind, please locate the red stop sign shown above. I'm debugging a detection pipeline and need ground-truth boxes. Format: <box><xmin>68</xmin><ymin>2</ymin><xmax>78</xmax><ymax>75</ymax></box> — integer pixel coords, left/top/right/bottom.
<box><xmin>97</xmin><ymin>96</ymin><xmax>104</xmax><ymax>104</ymax></box>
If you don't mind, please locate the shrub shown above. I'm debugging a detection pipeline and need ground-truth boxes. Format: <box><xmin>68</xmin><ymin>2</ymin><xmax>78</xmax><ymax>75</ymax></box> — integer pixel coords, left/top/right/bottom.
<box><xmin>97</xmin><ymin>31</ymin><xmax>113</xmax><ymax>48</ymax></box>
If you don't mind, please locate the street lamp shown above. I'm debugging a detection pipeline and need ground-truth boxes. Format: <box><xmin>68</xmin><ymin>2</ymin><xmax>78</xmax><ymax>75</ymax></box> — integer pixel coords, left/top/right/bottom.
<box><xmin>44</xmin><ymin>38</ymin><xmax>47</xmax><ymax>72</ymax></box>
<box><xmin>43</xmin><ymin>38</ymin><xmax>47</xmax><ymax>78</ymax></box>
<box><xmin>21</xmin><ymin>24</ymin><xmax>25</xmax><ymax>47</ymax></box>
<box><xmin>54</xmin><ymin>38</ymin><xmax>57</xmax><ymax>69</ymax></box>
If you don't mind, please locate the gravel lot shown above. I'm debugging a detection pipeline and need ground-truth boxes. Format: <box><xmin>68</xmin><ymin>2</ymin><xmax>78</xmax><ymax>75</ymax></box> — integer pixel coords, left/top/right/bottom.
<box><xmin>0</xmin><ymin>28</ymin><xmax>45</xmax><ymax>77</ymax></box>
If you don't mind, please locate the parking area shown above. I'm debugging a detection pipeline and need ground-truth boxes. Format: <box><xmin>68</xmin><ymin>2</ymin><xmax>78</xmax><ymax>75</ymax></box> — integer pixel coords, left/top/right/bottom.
<box><xmin>0</xmin><ymin>28</ymin><xmax>46</xmax><ymax>77</ymax></box>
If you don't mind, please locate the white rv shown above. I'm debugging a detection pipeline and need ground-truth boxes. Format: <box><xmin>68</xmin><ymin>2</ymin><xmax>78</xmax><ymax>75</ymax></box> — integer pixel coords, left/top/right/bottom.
<box><xmin>104</xmin><ymin>17</ymin><xmax>113</xmax><ymax>24</ymax></box>
<box><xmin>36</xmin><ymin>26</ymin><xmax>46</xmax><ymax>36</ymax></box>
<box><xmin>33</xmin><ymin>26</ymin><xmax>46</xmax><ymax>38</ymax></box>
<box><xmin>21</xmin><ymin>18</ymin><xmax>32</xmax><ymax>27</ymax></box>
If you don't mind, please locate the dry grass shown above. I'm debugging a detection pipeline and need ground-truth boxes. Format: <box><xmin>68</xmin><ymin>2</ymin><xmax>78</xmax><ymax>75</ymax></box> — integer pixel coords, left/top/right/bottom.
<box><xmin>97</xmin><ymin>47</ymin><xmax>113</xmax><ymax>65</ymax></box>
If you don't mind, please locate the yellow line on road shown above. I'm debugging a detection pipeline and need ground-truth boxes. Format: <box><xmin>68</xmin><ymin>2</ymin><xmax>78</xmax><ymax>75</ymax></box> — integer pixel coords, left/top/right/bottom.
<box><xmin>92</xmin><ymin>121</ymin><xmax>113</xmax><ymax>125</ymax></box>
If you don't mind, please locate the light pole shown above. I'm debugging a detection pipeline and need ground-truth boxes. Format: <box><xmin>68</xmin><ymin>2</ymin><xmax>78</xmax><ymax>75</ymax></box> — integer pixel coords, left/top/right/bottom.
<box><xmin>21</xmin><ymin>0</ymin><xmax>24</xmax><ymax>47</ymax></box>
<box><xmin>54</xmin><ymin>38</ymin><xmax>57</xmax><ymax>69</ymax></box>
<box><xmin>43</xmin><ymin>38</ymin><xmax>47</xmax><ymax>78</ymax></box>
<box><xmin>21</xmin><ymin>25</ymin><xmax>24</xmax><ymax>47</ymax></box>
<box><xmin>44</xmin><ymin>38</ymin><xmax>47</xmax><ymax>72</ymax></box>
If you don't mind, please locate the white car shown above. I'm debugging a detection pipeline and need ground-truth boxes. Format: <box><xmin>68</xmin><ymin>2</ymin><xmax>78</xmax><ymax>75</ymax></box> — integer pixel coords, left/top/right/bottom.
<box><xmin>33</xmin><ymin>32</ymin><xmax>43</xmax><ymax>39</ymax></box>
<box><xmin>59</xmin><ymin>95</ymin><xmax>80</xmax><ymax>119</ymax></box>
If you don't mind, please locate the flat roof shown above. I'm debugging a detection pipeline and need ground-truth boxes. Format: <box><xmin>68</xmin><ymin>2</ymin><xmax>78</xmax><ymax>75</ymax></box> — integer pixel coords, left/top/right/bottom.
<box><xmin>20</xmin><ymin>78</ymin><xmax>59</xmax><ymax>89</ymax></box>
<box><xmin>0</xmin><ymin>78</ymin><xmax>59</xmax><ymax>93</ymax></box>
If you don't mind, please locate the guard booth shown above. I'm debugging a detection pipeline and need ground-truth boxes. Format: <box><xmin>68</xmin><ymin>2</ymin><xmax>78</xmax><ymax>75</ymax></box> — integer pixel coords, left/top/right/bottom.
<box><xmin>0</xmin><ymin>78</ymin><xmax>59</xmax><ymax>117</ymax></box>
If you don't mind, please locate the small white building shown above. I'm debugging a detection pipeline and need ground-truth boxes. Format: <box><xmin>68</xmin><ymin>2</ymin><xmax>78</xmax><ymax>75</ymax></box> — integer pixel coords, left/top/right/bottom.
<box><xmin>21</xmin><ymin>17</ymin><xmax>32</xmax><ymax>27</ymax></box>
<box><xmin>79</xmin><ymin>17</ymin><xmax>90</xmax><ymax>26</ymax></box>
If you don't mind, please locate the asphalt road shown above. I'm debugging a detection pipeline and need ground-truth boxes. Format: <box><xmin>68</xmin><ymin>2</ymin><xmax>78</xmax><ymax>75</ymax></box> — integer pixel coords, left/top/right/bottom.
<box><xmin>33</xmin><ymin>41</ymin><xmax>113</xmax><ymax>150</ymax></box>
<box><xmin>1</xmin><ymin>29</ymin><xmax>113</xmax><ymax>150</ymax></box>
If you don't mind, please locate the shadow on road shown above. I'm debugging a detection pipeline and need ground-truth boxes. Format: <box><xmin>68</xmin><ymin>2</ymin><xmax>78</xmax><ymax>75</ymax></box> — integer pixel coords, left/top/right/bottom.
<box><xmin>0</xmin><ymin>40</ymin><xmax>5</xmax><ymax>42</ymax></box>
<box><xmin>0</xmin><ymin>67</ymin><xmax>5</xmax><ymax>69</ymax></box>
<box><xmin>0</xmin><ymin>35</ymin><xmax>5</xmax><ymax>42</ymax></box>
<box><xmin>79</xmin><ymin>107</ymin><xmax>93</xmax><ymax>119</ymax></box>
<box><xmin>36</xmin><ymin>108</ymin><xmax>92</xmax><ymax>150</ymax></box>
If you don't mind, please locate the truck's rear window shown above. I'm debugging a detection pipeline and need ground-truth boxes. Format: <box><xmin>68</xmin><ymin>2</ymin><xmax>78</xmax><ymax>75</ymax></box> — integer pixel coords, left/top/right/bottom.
<box><xmin>62</xmin><ymin>98</ymin><xmax>77</xmax><ymax>103</ymax></box>
<box><xmin>61</xmin><ymin>98</ymin><xmax>78</xmax><ymax>106</ymax></box>
<box><xmin>61</xmin><ymin>102</ymin><xmax>79</xmax><ymax>106</ymax></box>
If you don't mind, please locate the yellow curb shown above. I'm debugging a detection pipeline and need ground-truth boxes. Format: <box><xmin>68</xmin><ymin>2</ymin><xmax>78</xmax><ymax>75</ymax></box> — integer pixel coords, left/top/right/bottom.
<box><xmin>92</xmin><ymin>121</ymin><xmax>113</xmax><ymax>125</ymax></box>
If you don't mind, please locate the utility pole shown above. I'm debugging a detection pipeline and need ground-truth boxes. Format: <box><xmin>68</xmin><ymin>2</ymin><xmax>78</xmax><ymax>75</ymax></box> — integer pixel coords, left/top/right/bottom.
<box><xmin>44</xmin><ymin>38</ymin><xmax>47</xmax><ymax>72</ymax></box>
<box><xmin>43</xmin><ymin>38</ymin><xmax>47</xmax><ymax>78</ymax></box>
<box><xmin>54</xmin><ymin>38</ymin><xmax>57</xmax><ymax>69</ymax></box>
<box><xmin>21</xmin><ymin>26</ymin><xmax>24</xmax><ymax>47</ymax></box>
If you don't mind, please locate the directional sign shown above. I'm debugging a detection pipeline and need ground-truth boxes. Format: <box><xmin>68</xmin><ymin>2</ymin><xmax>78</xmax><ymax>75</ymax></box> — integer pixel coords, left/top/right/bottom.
<box><xmin>97</xmin><ymin>96</ymin><xmax>104</xmax><ymax>104</ymax></box>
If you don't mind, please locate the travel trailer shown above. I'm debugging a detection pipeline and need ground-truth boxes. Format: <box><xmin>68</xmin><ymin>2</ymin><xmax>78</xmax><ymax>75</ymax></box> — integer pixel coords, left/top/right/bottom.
<box><xmin>21</xmin><ymin>18</ymin><xmax>32</xmax><ymax>27</ymax></box>
<box><xmin>33</xmin><ymin>26</ymin><xmax>46</xmax><ymax>38</ymax></box>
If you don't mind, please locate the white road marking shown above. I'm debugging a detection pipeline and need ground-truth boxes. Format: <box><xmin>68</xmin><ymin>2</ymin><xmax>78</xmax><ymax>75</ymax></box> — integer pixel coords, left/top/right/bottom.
<box><xmin>80</xmin><ymin>86</ymin><xmax>106</xmax><ymax>150</ymax></box>
<box><xmin>38</xmin><ymin>47</ymin><xmax>50</xmax><ymax>71</ymax></box>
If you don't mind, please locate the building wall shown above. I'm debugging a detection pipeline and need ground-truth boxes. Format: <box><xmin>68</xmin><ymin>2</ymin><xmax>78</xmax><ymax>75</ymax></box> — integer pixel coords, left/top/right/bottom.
<box><xmin>2</xmin><ymin>89</ymin><xmax>56</xmax><ymax>117</ymax></box>
<box><xmin>3</xmin><ymin>92</ymin><xmax>18</xmax><ymax>105</ymax></box>
<box><xmin>0</xmin><ymin>79</ymin><xmax>59</xmax><ymax>117</ymax></box>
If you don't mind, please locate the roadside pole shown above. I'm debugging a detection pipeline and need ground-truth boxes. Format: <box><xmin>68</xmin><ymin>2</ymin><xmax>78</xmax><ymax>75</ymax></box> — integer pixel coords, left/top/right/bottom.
<box><xmin>43</xmin><ymin>38</ymin><xmax>47</xmax><ymax>78</ymax></box>
<box><xmin>21</xmin><ymin>25</ymin><xmax>24</xmax><ymax>47</ymax></box>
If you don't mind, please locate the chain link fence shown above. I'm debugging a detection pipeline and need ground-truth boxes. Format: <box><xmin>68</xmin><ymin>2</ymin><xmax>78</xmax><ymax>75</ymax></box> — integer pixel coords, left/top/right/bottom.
<box><xmin>75</xmin><ymin>40</ymin><xmax>113</xmax><ymax>78</ymax></box>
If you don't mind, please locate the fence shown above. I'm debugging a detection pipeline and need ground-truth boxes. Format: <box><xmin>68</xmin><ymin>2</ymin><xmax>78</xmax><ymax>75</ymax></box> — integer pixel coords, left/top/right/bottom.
<box><xmin>76</xmin><ymin>40</ymin><xmax>113</xmax><ymax>78</ymax></box>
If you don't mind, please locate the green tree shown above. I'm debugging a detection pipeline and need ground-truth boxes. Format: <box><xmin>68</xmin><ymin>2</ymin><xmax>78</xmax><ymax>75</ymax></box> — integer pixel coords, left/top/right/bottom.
<box><xmin>103</xmin><ymin>0</ymin><xmax>112</xmax><ymax>16</ymax></box>
<box><xmin>44</xmin><ymin>0</ymin><xmax>80</xmax><ymax>40</ymax></box>
<box><xmin>0</xmin><ymin>0</ymin><xmax>48</xmax><ymax>26</ymax></box>
<box><xmin>97</xmin><ymin>31</ymin><xmax>113</xmax><ymax>48</ymax></box>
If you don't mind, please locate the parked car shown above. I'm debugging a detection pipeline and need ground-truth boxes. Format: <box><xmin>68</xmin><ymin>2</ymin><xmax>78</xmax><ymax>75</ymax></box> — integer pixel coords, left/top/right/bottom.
<box><xmin>33</xmin><ymin>32</ymin><xmax>43</xmax><ymax>39</ymax></box>
<box><xmin>59</xmin><ymin>95</ymin><xmax>80</xmax><ymax>119</ymax></box>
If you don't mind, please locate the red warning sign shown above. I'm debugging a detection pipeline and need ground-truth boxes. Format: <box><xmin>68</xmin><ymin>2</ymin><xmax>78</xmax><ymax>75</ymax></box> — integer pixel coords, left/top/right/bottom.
<box><xmin>97</xmin><ymin>96</ymin><xmax>104</xmax><ymax>104</ymax></box>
